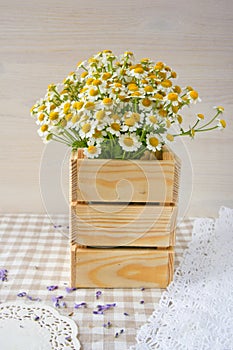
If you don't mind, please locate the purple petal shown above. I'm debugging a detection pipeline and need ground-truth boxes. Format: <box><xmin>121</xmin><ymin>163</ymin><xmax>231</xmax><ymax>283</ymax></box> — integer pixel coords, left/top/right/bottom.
<box><xmin>74</xmin><ymin>302</ymin><xmax>87</xmax><ymax>309</ymax></box>
<box><xmin>65</xmin><ymin>287</ymin><xmax>77</xmax><ymax>293</ymax></box>
<box><xmin>140</xmin><ymin>300</ymin><xmax>145</xmax><ymax>304</ymax></box>
<box><xmin>124</xmin><ymin>312</ymin><xmax>129</xmax><ymax>316</ymax></box>
<box><xmin>17</xmin><ymin>292</ymin><xmax>27</xmax><ymax>297</ymax></box>
<box><xmin>47</xmin><ymin>285</ymin><xmax>58</xmax><ymax>291</ymax></box>
<box><xmin>0</xmin><ymin>269</ymin><xmax>8</xmax><ymax>282</ymax></box>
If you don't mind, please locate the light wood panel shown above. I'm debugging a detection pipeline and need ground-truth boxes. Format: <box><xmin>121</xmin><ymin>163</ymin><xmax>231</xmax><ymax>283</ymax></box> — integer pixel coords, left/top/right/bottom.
<box><xmin>71</xmin><ymin>244</ymin><xmax>174</xmax><ymax>288</ymax></box>
<box><xmin>71</xmin><ymin>203</ymin><xmax>177</xmax><ymax>247</ymax></box>
<box><xmin>0</xmin><ymin>0</ymin><xmax>232</xmax><ymax>215</ymax></box>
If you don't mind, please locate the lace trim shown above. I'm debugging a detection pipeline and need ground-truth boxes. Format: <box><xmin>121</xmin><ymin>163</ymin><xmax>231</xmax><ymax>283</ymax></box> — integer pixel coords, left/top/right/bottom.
<box><xmin>0</xmin><ymin>301</ymin><xmax>80</xmax><ymax>349</ymax></box>
<box><xmin>130</xmin><ymin>207</ymin><xmax>233</xmax><ymax>350</ymax></box>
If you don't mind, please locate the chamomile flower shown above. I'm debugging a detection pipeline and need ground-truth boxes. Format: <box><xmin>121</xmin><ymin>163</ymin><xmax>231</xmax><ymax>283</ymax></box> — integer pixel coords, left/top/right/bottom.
<box><xmin>107</xmin><ymin>120</ymin><xmax>125</xmax><ymax>136</ymax></box>
<box><xmin>146</xmin><ymin>133</ymin><xmax>162</xmax><ymax>152</ymax></box>
<box><xmin>32</xmin><ymin>50</ymin><xmax>226</xmax><ymax>157</ymax></box>
<box><xmin>119</xmin><ymin>133</ymin><xmax>141</xmax><ymax>152</ymax></box>
<box><xmin>79</xmin><ymin>121</ymin><xmax>97</xmax><ymax>139</ymax></box>
<box><xmin>83</xmin><ymin>143</ymin><xmax>102</xmax><ymax>158</ymax></box>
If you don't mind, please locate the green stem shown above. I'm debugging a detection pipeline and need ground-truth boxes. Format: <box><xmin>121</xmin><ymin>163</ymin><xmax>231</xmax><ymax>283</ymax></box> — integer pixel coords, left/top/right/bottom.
<box><xmin>198</xmin><ymin>112</ymin><xmax>220</xmax><ymax>130</ymax></box>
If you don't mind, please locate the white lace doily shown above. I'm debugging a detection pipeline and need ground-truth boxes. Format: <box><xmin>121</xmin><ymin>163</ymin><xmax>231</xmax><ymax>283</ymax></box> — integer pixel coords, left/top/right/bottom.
<box><xmin>0</xmin><ymin>301</ymin><xmax>80</xmax><ymax>350</ymax></box>
<box><xmin>131</xmin><ymin>206</ymin><xmax>233</xmax><ymax>350</ymax></box>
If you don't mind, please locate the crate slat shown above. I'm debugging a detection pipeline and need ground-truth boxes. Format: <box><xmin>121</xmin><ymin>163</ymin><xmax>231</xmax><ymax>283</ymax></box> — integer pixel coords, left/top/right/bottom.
<box><xmin>71</xmin><ymin>203</ymin><xmax>177</xmax><ymax>247</ymax></box>
<box><xmin>71</xmin><ymin>244</ymin><xmax>174</xmax><ymax>288</ymax></box>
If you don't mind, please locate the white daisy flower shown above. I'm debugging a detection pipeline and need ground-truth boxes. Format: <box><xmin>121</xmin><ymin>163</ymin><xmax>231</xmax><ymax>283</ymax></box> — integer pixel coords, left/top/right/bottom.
<box><xmin>106</xmin><ymin>120</ymin><xmax>125</xmax><ymax>136</ymax></box>
<box><xmin>146</xmin><ymin>133</ymin><xmax>162</xmax><ymax>152</ymax></box>
<box><xmin>83</xmin><ymin>143</ymin><xmax>102</xmax><ymax>158</ymax></box>
<box><xmin>119</xmin><ymin>133</ymin><xmax>142</xmax><ymax>152</ymax></box>
<box><xmin>79</xmin><ymin>120</ymin><xmax>97</xmax><ymax>139</ymax></box>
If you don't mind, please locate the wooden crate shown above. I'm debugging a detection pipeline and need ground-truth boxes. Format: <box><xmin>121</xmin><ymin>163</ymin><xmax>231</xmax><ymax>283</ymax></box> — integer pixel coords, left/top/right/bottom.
<box><xmin>70</xmin><ymin>147</ymin><xmax>181</xmax><ymax>288</ymax></box>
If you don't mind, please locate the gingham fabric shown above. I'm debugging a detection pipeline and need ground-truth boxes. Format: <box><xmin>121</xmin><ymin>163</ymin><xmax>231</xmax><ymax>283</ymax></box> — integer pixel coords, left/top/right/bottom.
<box><xmin>0</xmin><ymin>214</ymin><xmax>193</xmax><ymax>350</ymax></box>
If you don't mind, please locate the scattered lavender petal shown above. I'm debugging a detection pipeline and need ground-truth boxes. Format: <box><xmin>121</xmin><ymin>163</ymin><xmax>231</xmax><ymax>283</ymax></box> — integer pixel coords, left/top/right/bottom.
<box><xmin>34</xmin><ymin>316</ymin><xmax>40</xmax><ymax>321</ymax></box>
<box><xmin>65</xmin><ymin>287</ymin><xmax>77</xmax><ymax>293</ymax></box>
<box><xmin>140</xmin><ymin>300</ymin><xmax>145</xmax><ymax>304</ymax></box>
<box><xmin>74</xmin><ymin>302</ymin><xmax>87</xmax><ymax>309</ymax></box>
<box><xmin>66</xmin><ymin>226</ymin><xmax>69</xmax><ymax>229</ymax></box>
<box><xmin>47</xmin><ymin>285</ymin><xmax>58</xmax><ymax>291</ymax></box>
<box><xmin>115</xmin><ymin>332</ymin><xmax>119</xmax><ymax>338</ymax></box>
<box><xmin>96</xmin><ymin>290</ymin><xmax>102</xmax><ymax>299</ymax></box>
<box><xmin>58</xmin><ymin>225</ymin><xmax>62</xmax><ymax>228</ymax></box>
<box><xmin>141</xmin><ymin>287</ymin><xmax>145</xmax><ymax>291</ymax></box>
<box><xmin>120</xmin><ymin>329</ymin><xmax>124</xmax><ymax>334</ymax></box>
<box><xmin>17</xmin><ymin>292</ymin><xmax>27</xmax><ymax>297</ymax></box>
<box><xmin>124</xmin><ymin>312</ymin><xmax>129</xmax><ymax>316</ymax></box>
<box><xmin>53</xmin><ymin>225</ymin><xmax>57</xmax><ymax>229</ymax></box>
<box><xmin>93</xmin><ymin>303</ymin><xmax>116</xmax><ymax>315</ymax></box>
<box><xmin>51</xmin><ymin>295</ymin><xmax>64</xmax><ymax>308</ymax></box>
<box><xmin>103</xmin><ymin>321</ymin><xmax>112</xmax><ymax>328</ymax></box>
<box><xmin>27</xmin><ymin>295</ymin><xmax>41</xmax><ymax>302</ymax></box>
<box><xmin>0</xmin><ymin>269</ymin><xmax>8</xmax><ymax>282</ymax></box>
<box><xmin>65</xmin><ymin>336</ymin><xmax>72</xmax><ymax>342</ymax></box>
<box><xmin>61</xmin><ymin>301</ymin><xmax>67</xmax><ymax>308</ymax></box>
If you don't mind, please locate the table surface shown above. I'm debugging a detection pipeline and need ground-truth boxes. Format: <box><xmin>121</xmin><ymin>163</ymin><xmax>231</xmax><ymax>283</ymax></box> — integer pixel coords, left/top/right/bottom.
<box><xmin>0</xmin><ymin>214</ymin><xmax>193</xmax><ymax>350</ymax></box>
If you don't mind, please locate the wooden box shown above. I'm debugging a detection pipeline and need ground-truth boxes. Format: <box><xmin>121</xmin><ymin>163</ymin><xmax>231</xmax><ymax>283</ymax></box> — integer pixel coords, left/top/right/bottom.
<box><xmin>70</xmin><ymin>147</ymin><xmax>181</xmax><ymax>288</ymax></box>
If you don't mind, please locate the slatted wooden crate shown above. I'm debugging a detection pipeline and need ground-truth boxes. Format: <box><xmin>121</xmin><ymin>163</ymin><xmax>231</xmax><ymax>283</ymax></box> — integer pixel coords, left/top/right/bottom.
<box><xmin>70</xmin><ymin>147</ymin><xmax>181</xmax><ymax>288</ymax></box>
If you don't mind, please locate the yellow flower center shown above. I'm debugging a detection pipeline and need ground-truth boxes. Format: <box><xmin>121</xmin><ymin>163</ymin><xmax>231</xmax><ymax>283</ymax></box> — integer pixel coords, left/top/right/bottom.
<box><xmin>95</xmin><ymin>110</ymin><xmax>105</xmax><ymax>121</ymax></box>
<box><xmin>73</xmin><ymin>101</ymin><xmax>84</xmax><ymax>110</ymax></box>
<box><xmin>149</xmin><ymin>116</ymin><xmax>157</xmax><ymax>124</ymax></box>
<box><xmin>142</xmin><ymin>98</ymin><xmax>152</xmax><ymax>107</ymax></box>
<box><xmin>148</xmin><ymin>73</ymin><xmax>157</xmax><ymax>80</ymax></box>
<box><xmin>84</xmin><ymin>101</ymin><xmax>95</xmax><ymax>110</ymax></box>
<box><xmin>103</xmin><ymin>98</ymin><xmax>113</xmax><ymax>105</ymax></box>
<box><xmin>144</xmin><ymin>85</ymin><xmax>154</xmax><ymax>93</ymax></box>
<box><xmin>93</xmin><ymin>129</ymin><xmax>102</xmax><ymax>138</ymax></box>
<box><xmin>131</xmin><ymin>113</ymin><xmax>140</xmax><ymax>122</ymax></box>
<box><xmin>149</xmin><ymin>137</ymin><xmax>159</xmax><ymax>147</ymax></box>
<box><xmin>189</xmin><ymin>90</ymin><xmax>199</xmax><ymax>100</ymax></box>
<box><xmin>60</xmin><ymin>119</ymin><xmax>67</xmax><ymax>128</ymax></box>
<box><xmin>159</xmin><ymin>109</ymin><xmax>167</xmax><ymax>117</ymax></box>
<box><xmin>40</xmin><ymin>125</ymin><xmax>48</xmax><ymax>132</ymax></box>
<box><xmin>167</xmin><ymin>93</ymin><xmax>178</xmax><ymax>101</ymax></box>
<box><xmin>220</xmin><ymin>119</ymin><xmax>226</xmax><ymax>128</ymax></box>
<box><xmin>38</xmin><ymin>114</ymin><xmax>45</xmax><ymax>121</ymax></box>
<box><xmin>128</xmin><ymin>83</ymin><xmax>138</xmax><ymax>91</ymax></box>
<box><xmin>131</xmin><ymin>91</ymin><xmax>141</xmax><ymax>97</ymax></box>
<box><xmin>161</xmin><ymin>80</ymin><xmax>172</xmax><ymax>88</ymax></box>
<box><xmin>87</xmin><ymin>145</ymin><xmax>97</xmax><ymax>154</ymax></box>
<box><xmin>123</xmin><ymin>137</ymin><xmax>134</xmax><ymax>147</ymax></box>
<box><xmin>216</xmin><ymin>106</ymin><xmax>224</xmax><ymax>112</ymax></box>
<box><xmin>114</xmin><ymin>82</ymin><xmax>122</xmax><ymax>88</ymax></box>
<box><xmin>102</xmin><ymin>72</ymin><xmax>112</xmax><ymax>80</ymax></box>
<box><xmin>49</xmin><ymin>111</ymin><xmax>59</xmax><ymax>120</ymax></box>
<box><xmin>89</xmin><ymin>88</ymin><xmax>98</xmax><ymax>96</ymax></box>
<box><xmin>154</xmin><ymin>93</ymin><xmax>164</xmax><ymax>100</ymax></box>
<box><xmin>166</xmin><ymin>134</ymin><xmax>174</xmax><ymax>142</ymax></box>
<box><xmin>171</xmin><ymin>71</ymin><xmax>177</xmax><ymax>78</ymax></box>
<box><xmin>177</xmin><ymin>115</ymin><xmax>183</xmax><ymax>124</ymax></box>
<box><xmin>111</xmin><ymin>123</ymin><xmax>121</xmax><ymax>131</ymax></box>
<box><xmin>81</xmin><ymin>71</ymin><xmax>88</xmax><ymax>78</ymax></box>
<box><xmin>125</xmin><ymin>117</ymin><xmax>135</xmax><ymax>127</ymax></box>
<box><xmin>65</xmin><ymin>113</ymin><xmax>73</xmax><ymax>121</ymax></box>
<box><xmin>82</xmin><ymin>123</ymin><xmax>91</xmax><ymax>133</ymax></box>
<box><xmin>50</xmin><ymin>104</ymin><xmax>56</xmax><ymax>111</ymax></box>
<box><xmin>166</xmin><ymin>120</ymin><xmax>171</xmax><ymax>128</ymax></box>
<box><xmin>71</xmin><ymin>115</ymin><xmax>80</xmax><ymax>124</ymax></box>
<box><xmin>134</xmin><ymin>67</ymin><xmax>144</xmax><ymax>74</ymax></box>
<box><xmin>154</xmin><ymin>62</ymin><xmax>164</xmax><ymax>70</ymax></box>
<box><xmin>63</xmin><ymin>102</ymin><xmax>70</xmax><ymax>114</ymax></box>
<box><xmin>173</xmin><ymin>85</ymin><xmax>181</xmax><ymax>94</ymax></box>
<box><xmin>92</xmin><ymin>79</ymin><xmax>102</xmax><ymax>86</ymax></box>
<box><xmin>86</xmin><ymin>78</ymin><xmax>94</xmax><ymax>85</ymax></box>
<box><xmin>197</xmin><ymin>113</ymin><xmax>205</xmax><ymax>120</ymax></box>
<box><xmin>172</xmin><ymin>105</ymin><xmax>179</xmax><ymax>113</ymax></box>
<box><xmin>38</xmin><ymin>105</ymin><xmax>46</xmax><ymax>111</ymax></box>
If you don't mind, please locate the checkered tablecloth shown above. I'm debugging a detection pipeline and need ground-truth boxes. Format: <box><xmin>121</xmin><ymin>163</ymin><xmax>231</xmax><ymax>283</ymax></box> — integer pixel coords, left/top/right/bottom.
<box><xmin>0</xmin><ymin>214</ymin><xmax>193</xmax><ymax>350</ymax></box>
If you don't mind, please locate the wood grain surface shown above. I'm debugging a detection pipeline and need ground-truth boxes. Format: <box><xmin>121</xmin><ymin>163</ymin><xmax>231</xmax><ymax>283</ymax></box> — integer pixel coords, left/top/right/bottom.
<box><xmin>0</xmin><ymin>0</ymin><xmax>232</xmax><ymax>215</ymax></box>
<box><xmin>71</xmin><ymin>244</ymin><xmax>174</xmax><ymax>288</ymax></box>
<box><xmin>71</xmin><ymin>203</ymin><xmax>177</xmax><ymax>247</ymax></box>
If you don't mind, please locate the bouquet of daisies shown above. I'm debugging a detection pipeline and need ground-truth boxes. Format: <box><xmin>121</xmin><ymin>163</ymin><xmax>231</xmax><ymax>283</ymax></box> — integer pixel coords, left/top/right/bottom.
<box><xmin>31</xmin><ymin>50</ymin><xmax>226</xmax><ymax>159</ymax></box>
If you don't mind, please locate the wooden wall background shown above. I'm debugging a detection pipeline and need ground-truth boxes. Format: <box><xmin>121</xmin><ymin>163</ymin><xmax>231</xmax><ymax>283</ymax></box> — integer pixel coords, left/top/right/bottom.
<box><xmin>0</xmin><ymin>0</ymin><xmax>232</xmax><ymax>217</ymax></box>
